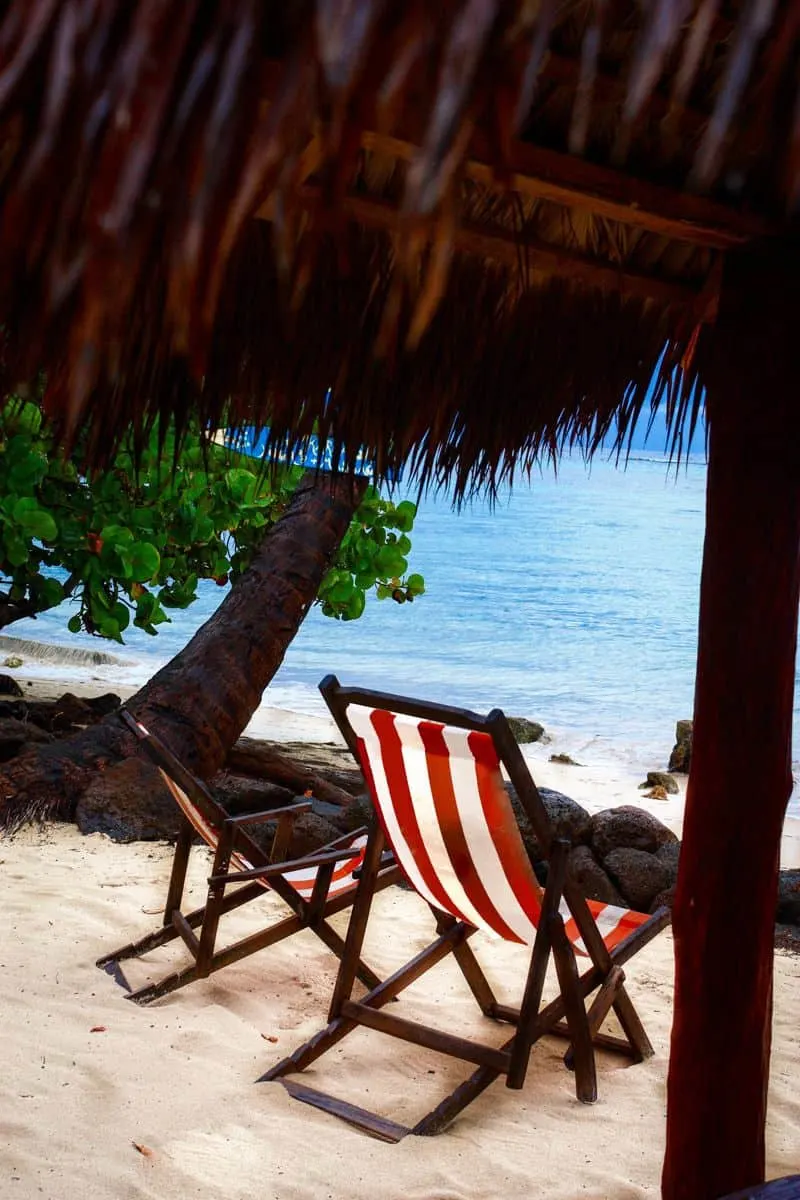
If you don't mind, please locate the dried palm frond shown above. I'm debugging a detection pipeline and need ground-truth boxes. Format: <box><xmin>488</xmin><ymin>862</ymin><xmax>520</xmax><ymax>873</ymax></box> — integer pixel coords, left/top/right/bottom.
<box><xmin>0</xmin><ymin>1</ymin><xmax>795</xmax><ymax>493</ymax></box>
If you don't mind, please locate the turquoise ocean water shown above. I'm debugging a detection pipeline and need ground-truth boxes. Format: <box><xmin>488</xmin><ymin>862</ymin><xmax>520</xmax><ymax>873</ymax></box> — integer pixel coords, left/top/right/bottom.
<box><xmin>7</xmin><ymin>442</ymin><xmax>799</xmax><ymax>808</ymax></box>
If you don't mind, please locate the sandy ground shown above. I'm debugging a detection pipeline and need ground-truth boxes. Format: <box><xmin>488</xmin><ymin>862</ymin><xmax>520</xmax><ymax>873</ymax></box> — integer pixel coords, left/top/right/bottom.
<box><xmin>1</xmin><ymin>824</ymin><xmax>799</xmax><ymax>1200</ymax></box>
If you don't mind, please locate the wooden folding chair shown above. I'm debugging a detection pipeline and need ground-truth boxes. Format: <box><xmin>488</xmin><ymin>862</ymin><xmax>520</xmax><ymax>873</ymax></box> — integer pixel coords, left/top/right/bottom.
<box><xmin>262</xmin><ymin>676</ymin><xmax>671</xmax><ymax>1140</ymax></box>
<box><xmin>97</xmin><ymin>709</ymin><xmax>398</xmax><ymax>1004</ymax></box>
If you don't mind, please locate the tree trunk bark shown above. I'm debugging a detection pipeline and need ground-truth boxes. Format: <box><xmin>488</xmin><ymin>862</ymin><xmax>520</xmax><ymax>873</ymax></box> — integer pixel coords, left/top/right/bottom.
<box><xmin>0</xmin><ymin>472</ymin><xmax>363</xmax><ymax>830</ymax></box>
<box><xmin>226</xmin><ymin>741</ymin><xmax>357</xmax><ymax>806</ymax></box>
<box><xmin>662</xmin><ymin>244</ymin><xmax>800</xmax><ymax>1200</ymax></box>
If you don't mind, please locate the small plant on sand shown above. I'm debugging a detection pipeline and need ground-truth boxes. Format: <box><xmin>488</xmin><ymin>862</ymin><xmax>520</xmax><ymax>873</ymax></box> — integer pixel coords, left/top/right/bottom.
<box><xmin>0</xmin><ymin>399</ymin><xmax>424</xmax><ymax>640</ymax></box>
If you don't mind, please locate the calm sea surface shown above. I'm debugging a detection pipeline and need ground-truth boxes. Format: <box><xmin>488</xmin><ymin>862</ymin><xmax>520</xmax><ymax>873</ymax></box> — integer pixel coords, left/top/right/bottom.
<box><xmin>10</xmin><ymin>450</ymin><xmax>799</xmax><ymax>794</ymax></box>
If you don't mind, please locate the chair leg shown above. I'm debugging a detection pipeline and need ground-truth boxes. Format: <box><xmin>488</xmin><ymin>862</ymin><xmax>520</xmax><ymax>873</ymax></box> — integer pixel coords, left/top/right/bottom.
<box><xmin>163</xmin><ymin>817</ymin><xmax>193</xmax><ymax>925</ymax></box>
<box><xmin>550</xmin><ymin>916</ymin><xmax>597</xmax><ymax>1103</ymax></box>
<box><xmin>561</xmin><ymin>878</ymin><xmax>657</xmax><ymax>1063</ymax></box>
<box><xmin>195</xmin><ymin>826</ymin><xmax>236</xmax><ymax>976</ymax></box>
<box><xmin>506</xmin><ymin>837</ymin><xmax>570</xmax><ymax>1089</ymax></box>
<box><xmin>327</xmin><ymin>823</ymin><xmax>386</xmax><ymax>1022</ymax></box>
<box><xmin>126</xmin><ymin>909</ymin><xmax>309</xmax><ymax>1003</ymax></box>
<box><xmin>412</xmin><ymin>1059</ymin><xmax>505</xmax><ymax>1136</ymax></box>
<box><xmin>611</xmin><ymin>983</ymin><xmax>655</xmax><ymax>1061</ymax></box>
<box><xmin>97</xmin><ymin>826</ymin><xmax>196</xmax><ymax>967</ymax></box>
<box><xmin>564</xmin><ymin>964</ymin><xmax>624</xmax><ymax>1069</ymax></box>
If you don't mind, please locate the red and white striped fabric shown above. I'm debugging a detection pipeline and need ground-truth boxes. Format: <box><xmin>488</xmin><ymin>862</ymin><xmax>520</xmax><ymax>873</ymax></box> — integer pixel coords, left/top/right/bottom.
<box><xmin>156</xmin><ymin>765</ymin><xmax>366</xmax><ymax>902</ymax></box>
<box><xmin>347</xmin><ymin>705</ymin><xmax>650</xmax><ymax>955</ymax></box>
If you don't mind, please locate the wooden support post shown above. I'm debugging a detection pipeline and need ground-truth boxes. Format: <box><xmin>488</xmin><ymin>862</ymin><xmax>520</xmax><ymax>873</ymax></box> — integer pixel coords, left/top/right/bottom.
<box><xmin>663</xmin><ymin>243</ymin><xmax>800</xmax><ymax>1200</ymax></box>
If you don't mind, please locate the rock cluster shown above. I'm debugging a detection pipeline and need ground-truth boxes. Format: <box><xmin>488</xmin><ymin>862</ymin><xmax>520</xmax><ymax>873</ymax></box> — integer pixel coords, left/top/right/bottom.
<box><xmin>505</xmin><ymin>791</ymin><xmax>681</xmax><ymax>915</ymax></box>
<box><xmin>0</xmin><ymin>688</ymin><xmax>121</xmax><ymax>763</ymax></box>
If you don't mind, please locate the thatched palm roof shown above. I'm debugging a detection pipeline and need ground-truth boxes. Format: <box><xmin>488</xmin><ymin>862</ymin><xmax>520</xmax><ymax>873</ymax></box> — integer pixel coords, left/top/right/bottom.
<box><xmin>0</xmin><ymin>2</ymin><xmax>797</xmax><ymax>490</ymax></box>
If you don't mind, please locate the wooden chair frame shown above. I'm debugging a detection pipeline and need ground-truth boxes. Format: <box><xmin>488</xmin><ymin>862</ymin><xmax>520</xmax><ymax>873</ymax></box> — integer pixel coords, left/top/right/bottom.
<box><xmin>97</xmin><ymin>710</ymin><xmax>398</xmax><ymax>1004</ymax></box>
<box><xmin>262</xmin><ymin>676</ymin><xmax>670</xmax><ymax>1140</ymax></box>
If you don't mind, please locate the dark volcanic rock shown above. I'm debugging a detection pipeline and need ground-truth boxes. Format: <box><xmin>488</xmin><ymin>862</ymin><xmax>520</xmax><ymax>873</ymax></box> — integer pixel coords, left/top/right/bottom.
<box><xmin>650</xmin><ymin>887</ymin><xmax>676</xmax><ymax>914</ymax></box>
<box><xmin>75</xmin><ymin>757</ymin><xmax>179</xmax><ymax>841</ymax></box>
<box><xmin>506</xmin><ymin>783</ymin><xmax>592</xmax><ymax>862</ymax></box>
<box><xmin>655</xmin><ymin>841</ymin><xmax>682</xmax><ymax>886</ymax></box>
<box><xmin>0</xmin><ymin>673</ymin><xmax>23</xmax><ymax>696</ymax></box>
<box><xmin>0</xmin><ymin>716</ymin><xmax>54</xmax><ymax>762</ymax></box>
<box><xmin>777</xmin><ymin>871</ymin><xmax>800</xmax><ymax>926</ymax></box>
<box><xmin>507</xmin><ymin>716</ymin><xmax>545</xmax><ymax>744</ymax></box>
<box><xmin>603</xmin><ymin>848</ymin><xmax>671</xmax><ymax>912</ymax></box>
<box><xmin>567</xmin><ymin>845</ymin><xmax>627</xmax><ymax>906</ymax></box>
<box><xmin>640</xmin><ymin>771</ymin><xmax>679</xmax><ymax>795</ymax></box>
<box><xmin>668</xmin><ymin>719</ymin><xmax>693</xmax><ymax>773</ymax></box>
<box><xmin>591</xmin><ymin>805</ymin><xmax>678</xmax><ymax>859</ymax></box>
<box><xmin>211</xmin><ymin>772</ymin><xmax>294</xmax><ymax>814</ymax></box>
<box><xmin>327</xmin><ymin>791</ymin><xmax>374</xmax><ymax>835</ymax></box>
<box><xmin>285</xmin><ymin>811</ymin><xmax>342</xmax><ymax>858</ymax></box>
<box><xmin>84</xmin><ymin>692</ymin><xmax>122</xmax><ymax>717</ymax></box>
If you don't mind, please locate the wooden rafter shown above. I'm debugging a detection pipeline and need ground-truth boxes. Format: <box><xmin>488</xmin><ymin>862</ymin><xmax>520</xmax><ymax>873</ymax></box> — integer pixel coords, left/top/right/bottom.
<box><xmin>361</xmin><ymin>128</ymin><xmax>770</xmax><ymax>250</ymax></box>
<box><xmin>255</xmin><ymin>186</ymin><xmax>703</xmax><ymax>308</ymax></box>
<box><xmin>341</xmin><ymin>193</ymin><xmax>701</xmax><ymax>307</ymax></box>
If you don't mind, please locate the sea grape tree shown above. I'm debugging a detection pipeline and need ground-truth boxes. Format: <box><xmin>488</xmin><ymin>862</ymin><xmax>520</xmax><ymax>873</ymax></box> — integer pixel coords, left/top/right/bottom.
<box><xmin>0</xmin><ymin>399</ymin><xmax>424</xmax><ymax>641</ymax></box>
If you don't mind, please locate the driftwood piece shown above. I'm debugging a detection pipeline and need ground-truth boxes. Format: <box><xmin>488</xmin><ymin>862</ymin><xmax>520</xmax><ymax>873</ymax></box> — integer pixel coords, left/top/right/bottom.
<box><xmin>226</xmin><ymin>739</ymin><xmax>359</xmax><ymax>808</ymax></box>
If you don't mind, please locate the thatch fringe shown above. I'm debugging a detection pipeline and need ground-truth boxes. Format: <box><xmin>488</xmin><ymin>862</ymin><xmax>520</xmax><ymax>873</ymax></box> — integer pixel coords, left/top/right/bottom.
<box><xmin>0</xmin><ymin>2</ymin><xmax>794</xmax><ymax>487</ymax></box>
<box><xmin>29</xmin><ymin>220</ymin><xmax>702</xmax><ymax>497</ymax></box>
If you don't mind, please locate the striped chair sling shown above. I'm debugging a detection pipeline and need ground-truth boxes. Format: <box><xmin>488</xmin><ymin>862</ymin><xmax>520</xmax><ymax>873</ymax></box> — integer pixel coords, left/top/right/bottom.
<box><xmin>348</xmin><ymin>705</ymin><xmax>652</xmax><ymax>954</ymax></box>
<box><xmin>264</xmin><ymin>678</ymin><xmax>671</xmax><ymax>1140</ymax></box>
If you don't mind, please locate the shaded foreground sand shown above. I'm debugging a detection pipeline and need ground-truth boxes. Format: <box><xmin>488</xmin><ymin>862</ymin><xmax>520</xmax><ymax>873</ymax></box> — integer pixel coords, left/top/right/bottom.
<box><xmin>2</xmin><ymin>825</ymin><xmax>799</xmax><ymax>1199</ymax></box>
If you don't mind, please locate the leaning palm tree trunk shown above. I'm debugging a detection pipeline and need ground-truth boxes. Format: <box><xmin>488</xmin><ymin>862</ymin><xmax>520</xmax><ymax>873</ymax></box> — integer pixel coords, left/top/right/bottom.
<box><xmin>0</xmin><ymin>472</ymin><xmax>363</xmax><ymax>831</ymax></box>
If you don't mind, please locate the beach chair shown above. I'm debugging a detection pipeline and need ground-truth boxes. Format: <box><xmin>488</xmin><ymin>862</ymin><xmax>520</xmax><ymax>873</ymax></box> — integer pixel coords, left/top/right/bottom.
<box><xmin>97</xmin><ymin>710</ymin><xmax>397</xmax><ymax>1004</ymax></box>
<box><xmin>263</xmin><ymin>676</ymin><xmax>671</xmax><ymax>1139</ymax></box>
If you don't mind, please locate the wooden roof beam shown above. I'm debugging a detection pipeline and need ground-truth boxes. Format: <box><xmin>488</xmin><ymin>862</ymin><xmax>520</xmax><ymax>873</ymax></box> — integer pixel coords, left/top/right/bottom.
<box><xmin>256</xmin><ymin>188</ymin><xmax>703</xmax><ymax>308</ymax></box>
<box><xmin>341</xmin><ymin>193</ymin><xmax>701</xmax><ymax>307</ymax></box>
<box><xmin>360</xmin><ymin>129</ymin><xmax>772</xmax><ymax>250</ymax></box>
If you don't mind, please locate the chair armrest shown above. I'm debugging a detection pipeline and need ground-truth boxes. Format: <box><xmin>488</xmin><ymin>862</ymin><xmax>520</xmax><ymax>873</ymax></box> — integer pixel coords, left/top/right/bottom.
<box><xmin>208</xmin><ymin>844</ymin><xmax>362</xmax><ymax>886</ymax></box>
<box><xmin>223</xmin><ymin>801</ymin><xmax>312</xmax><ymax>828</ymax></box>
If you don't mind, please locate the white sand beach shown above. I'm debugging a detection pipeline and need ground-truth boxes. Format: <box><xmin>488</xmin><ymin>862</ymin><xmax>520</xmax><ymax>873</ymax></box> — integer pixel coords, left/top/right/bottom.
<box><xmin>1</xmin><ymin>823</ymin><xmax>799</xmax><ymax>1200</ymax></box>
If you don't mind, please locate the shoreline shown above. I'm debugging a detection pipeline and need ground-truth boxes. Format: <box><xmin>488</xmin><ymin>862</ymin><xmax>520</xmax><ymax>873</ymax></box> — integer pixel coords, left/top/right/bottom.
<box><xmin>4</xmin><ymin>638</ymin><xmax>800</xmax><ymax>867</ymax></box>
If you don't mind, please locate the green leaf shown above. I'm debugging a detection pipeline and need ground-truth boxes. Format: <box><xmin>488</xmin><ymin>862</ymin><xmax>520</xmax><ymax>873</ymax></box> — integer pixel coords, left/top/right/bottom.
<box><xmin>67</xmin><ymin>614</ymin><xmax>83</xmax><ymax>634</ymax></box>
<box><xmin>376</xmin><ymin>545</ymin><xmax>408</xmax><ymax>577</ymax></box>
<box><xmin>393</xmin><ymin>500</ymin><xmax>417</xmax><ymax>532</ymax></box>
<box><xmin>342</xmin><ymin>590</ymin><xmax>366</xmax><ymax>621</ymax></box>
<box><xmin>99</xmin><ymin>524</ymin><xmax>135</xmax><ymax>548</ymax></box>
<box><xmin>12</xmin><ymin>499</ymin><xmax>58</xmax><ymax>542</ymax></box>
<box><xmin>225</xmin><ymin>467</ymin><xmax>257</xmax><ymax>503</ymax></box>
<box><xmin>129</xmin><ymin>542</ymin><xmax>160</xmax><ymax>582</ymax></box>
<box><xmin>406</xmin><ymin>573</ymin><xmax>426</xmax><ymax>596</ymax></box>
<box><xmin>35</xmin><ymin>577</ymin><xmax>65</xmax><ymax>607</ymax></box>
<box><xmin>192</xmin><ymin>514</ymin><xmax>215</xmax><ymax>543</ymax></box>
<box><xmin>327</xmin><ymin>578</ymin><xmax>356</xmax><ymax>604</ymax></box>
<box><xmin>97</xmin><ymin>616</ymin><xmax>121</xmax><ymax>642</ymax></box>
